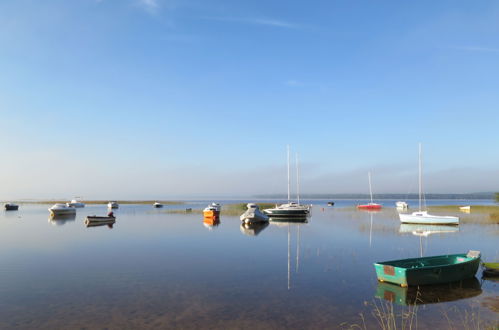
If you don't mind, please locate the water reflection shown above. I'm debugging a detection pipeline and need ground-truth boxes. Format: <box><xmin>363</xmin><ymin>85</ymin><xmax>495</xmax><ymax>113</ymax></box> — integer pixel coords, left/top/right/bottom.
<box><xmin>399</xmin><ymin>224</ymin><xmax>459</xmax><ymax>257</ymax></box>
<box><xmin>375</xmin><ymin>277</ymin><xmax>482</xmax><ymax>305</ymax></box>
<box><xmin>269</xmin><ymin>217</ymin><xmax>308</xmax><ymax>224</ymax></box>
<box><xmin>240</xmin><ymin>222</ymin><xmax>269</xmax><ymax>236</ymax></box>
<box><xmin>48</xmin><ymin>214</ymin><xmax>76</xmax><ymax>226</ymax></box>
<box><xmin>269</xmin><ymin>218</ymin><xmax>308</xmax><ymax>290</ymax></box>
<box><xmin>399</xmin><ymin>224</ymin><xmax>459</xmax><ymax>236</ymax></box>
<box><xmin>203</xmin><ymin>216</ymin><xmax>220</xmax><ymax>230</ymax></box>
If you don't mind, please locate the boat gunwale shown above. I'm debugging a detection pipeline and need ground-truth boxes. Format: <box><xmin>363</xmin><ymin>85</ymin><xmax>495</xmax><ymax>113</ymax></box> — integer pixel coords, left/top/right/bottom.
<box><xmin>374</xmin><ymin>253</ymin><xmax>480</xmax><ymax>270</ymax></box>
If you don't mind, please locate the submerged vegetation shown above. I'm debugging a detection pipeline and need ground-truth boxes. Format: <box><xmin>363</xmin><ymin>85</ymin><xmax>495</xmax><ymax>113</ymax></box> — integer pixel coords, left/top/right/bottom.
<box><xmin>340</xmin><ymin>299</ymin><xmax>498</xmax><ymax>330</ymax></box>
<box><xmin>163</xmin><ymin>203</ymin><xmax>276</xmax><ymax>216</ymax></box>
<box><xmin>428</xmin><ymin>205</ymin><xmax>499</xmax><ymax>224</ymax></box>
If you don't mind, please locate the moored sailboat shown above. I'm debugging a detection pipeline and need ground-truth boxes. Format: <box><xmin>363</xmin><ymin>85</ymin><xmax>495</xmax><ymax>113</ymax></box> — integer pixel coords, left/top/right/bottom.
<box><xmin>399</xmin><ymin>144</ymin><xmax>459</xmax><ymax>225</ymax></box>
<box><xmin>263</xmin><ymin>147</ymin><xmax>310</xmax><ymax>218</ymax></box>
<box><xmin>357</xmin><ymin>171</ymin><xmax>382</xmax><ymax>210</ymax></box>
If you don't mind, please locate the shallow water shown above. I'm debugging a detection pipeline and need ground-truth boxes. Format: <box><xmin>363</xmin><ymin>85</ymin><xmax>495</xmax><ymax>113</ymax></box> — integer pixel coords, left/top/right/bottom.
<box><xmin>0</xmin><ymin>201</ymin><xmax>497</xmax><ymax>329</ymax></box>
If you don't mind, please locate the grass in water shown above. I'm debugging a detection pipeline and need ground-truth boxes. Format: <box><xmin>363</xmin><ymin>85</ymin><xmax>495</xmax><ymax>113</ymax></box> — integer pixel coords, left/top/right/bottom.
<box><xmin>163</xmin><ymin>203</ymin><xmax>277</xmax><ymax>216</ymax></box>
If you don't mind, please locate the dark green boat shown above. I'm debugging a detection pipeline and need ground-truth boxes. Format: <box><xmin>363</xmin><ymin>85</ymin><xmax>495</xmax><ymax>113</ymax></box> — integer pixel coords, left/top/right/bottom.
<box><xmin>374</xmin><ymin>251</ymin><xmax>481</xmax><ymax>287</ymax></box>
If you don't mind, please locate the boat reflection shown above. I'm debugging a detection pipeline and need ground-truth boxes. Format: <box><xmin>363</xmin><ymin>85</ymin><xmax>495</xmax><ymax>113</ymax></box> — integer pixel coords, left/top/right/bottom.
<box><xmin>375</xmin><ymin>277</ymin><xmax>482</xmax><ymax>306</ymax></box>
<box><xmin>203</xmin><ymin>216</ymin><xmax>220</xmax><ymax>230</ymax></box>
<box><xmin>240</xmin><ymin>222</ymin><xmax>269</xmax><ymax>236</ymax></box>
<box><xmin>399</xmin><ymin>224</ymin><xmax>459</xmax><ymax>237</ymax></box>
<box><xmin>269</xmin><ymin>217</ymin><xmax>308</xmax><ymax>290</ymax></box>
<box><xmin>48</xmin><ymin>214</ymin><xmax>76</xmax><ymax>226</ymax></box>
<box><xmin>399</xmin><ymin>224</ymin><xmax>459</xmax><ymax>257</ymax></box>
<box><xmin>269</xmin><ymin>216</ymin><xmax>309</xmax><ymax>224</ymax></box>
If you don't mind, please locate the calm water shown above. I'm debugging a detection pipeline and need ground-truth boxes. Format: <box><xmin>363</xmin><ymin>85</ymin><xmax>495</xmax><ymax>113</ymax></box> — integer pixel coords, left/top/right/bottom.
<box><xmin>0</xmin><ymin>201</ymin><xmax>497</xmax><ymax>329</ymax></box>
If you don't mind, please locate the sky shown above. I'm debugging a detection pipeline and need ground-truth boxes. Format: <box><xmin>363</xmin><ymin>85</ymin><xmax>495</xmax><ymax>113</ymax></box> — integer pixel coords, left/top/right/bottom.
<box><xmin>0</xmin><ymin>0</ymin><xmax>498</xmax><ymax>199</ymax></box>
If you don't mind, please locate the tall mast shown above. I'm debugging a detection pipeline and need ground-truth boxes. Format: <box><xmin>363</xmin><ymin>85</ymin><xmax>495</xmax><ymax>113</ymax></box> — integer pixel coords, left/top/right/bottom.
<box><xmin>287</xmin><ymin>145</ymin><xmax>290</xmax><ymax>204</ymax></box>
<box><xmin>368</xmin><ymin>171</ymin><xmax>373</xmax><ymax>204</ymax></box>
<box><xmin>419</xmin><ymin>143</ymin><xmax>422</xmax><ymax>212</ymax></box>
<box><xmin>296</xmin><ymin>152</ymin><xmax>300</xmax><ymax>205</ymax></box>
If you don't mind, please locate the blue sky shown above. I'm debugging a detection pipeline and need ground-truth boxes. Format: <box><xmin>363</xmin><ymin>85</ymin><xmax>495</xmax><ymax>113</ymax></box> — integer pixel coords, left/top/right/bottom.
<box><xmin>0</xmin><ymin>0</ymin><xmax>498</xmax><ymax>199</ymax></box>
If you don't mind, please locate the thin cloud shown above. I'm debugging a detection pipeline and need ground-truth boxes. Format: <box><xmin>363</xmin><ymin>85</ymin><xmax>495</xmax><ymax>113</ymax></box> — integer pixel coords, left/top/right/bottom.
<box><xmin>453</xmin><ymin>46</ymin><xmax>499</xmax><ymax>53</ymax></box>
<box><xmin>285</xmin><ymin>80</ymin><xmax>304</xmax><ymax>87</ymax></box>
<box><xmin>137</xmin><ymin>0</ymin><xmax>159</xmax><ymax>13</ymax></box>
<box><xmin>203</xmin><ymin>16</ymin><xmax>300</xmax><ymax>29</ymax></box>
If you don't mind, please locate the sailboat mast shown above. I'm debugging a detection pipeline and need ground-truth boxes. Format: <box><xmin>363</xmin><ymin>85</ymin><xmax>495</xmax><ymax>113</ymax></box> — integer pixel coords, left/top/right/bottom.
<box><xmin>419</xmin><ymin>143</ymin><xmax>422</xmax><ymax>212</ymax></box>
<box><xmin>296</xmin><ymin>153</ymin><xmax>300</xmax><ymax>205</ymax></box>
<box><xmin>368</xmin><ymin>171</ymin><xmax>373</xmax><ymax>204</ymax></box>
<box><xmin>287</xmin><ymin>145</ymin><xmax>290</xmax><ymax>204</ymax></box>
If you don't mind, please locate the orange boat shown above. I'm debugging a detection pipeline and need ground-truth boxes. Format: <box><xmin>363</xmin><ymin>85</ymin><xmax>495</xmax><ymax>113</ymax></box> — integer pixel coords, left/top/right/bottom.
<box><xmin>202</xmin><ymin>203</ymin><xmax>221</xmax><ymax>218</ymax></box>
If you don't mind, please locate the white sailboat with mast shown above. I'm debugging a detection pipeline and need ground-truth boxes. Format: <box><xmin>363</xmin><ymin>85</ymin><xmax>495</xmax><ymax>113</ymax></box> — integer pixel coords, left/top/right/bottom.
<box><xmin>263</xmin><ymin>146</ymin><xmax>310</xmax><ymax>218</ymax></box>
<box><xmin>399</xmin><ymin>143</ymin><xmax>459</xmax><ymax>225</ymax></box>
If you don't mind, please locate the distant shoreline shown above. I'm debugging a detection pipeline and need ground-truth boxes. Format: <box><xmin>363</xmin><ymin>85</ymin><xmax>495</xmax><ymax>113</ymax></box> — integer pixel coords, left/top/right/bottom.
<box><xmin>3</xmin><ymin>200</ymin><xmax>185</xmax><ymax>205</ymax></box>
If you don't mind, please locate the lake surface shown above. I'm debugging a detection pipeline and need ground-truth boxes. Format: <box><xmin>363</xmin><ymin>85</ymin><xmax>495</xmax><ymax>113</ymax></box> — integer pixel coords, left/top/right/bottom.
<box><xmin>0</xmin><ymin>200</ymin><xmax>497</xmax><ymax>329</ymax></box>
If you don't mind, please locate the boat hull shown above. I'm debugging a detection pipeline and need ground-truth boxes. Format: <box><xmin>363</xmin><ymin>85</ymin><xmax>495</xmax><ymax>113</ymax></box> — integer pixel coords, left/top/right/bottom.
<box><xmin>5</xmin><ymin>204</ymin><xmax>19</xmax><ymax>211</ymax></box>
<box><xmin>49</xmin><ymin>209</ymin><xmax>76</xmax><ymax>216</ymax></box>
<box><xmin>399</xmin><ymin>213</ymin><xmax>459</xmax><ymax>225</ymax></box>
<box><xmin>374</xmin><ymin>253</ymin><xmax>480</xmax><ymax>286</ymax></box>
<box><xmin>262</xmin><ymin>209</ymin><xmax>309</xmax><ymax>217</ymax></box>
<box><xmin>203</xmin><ymin>210</ymin><xmax>220</xmax><ymax>218</ymax></box>
<box><xmin>86</xmin><ymin>216</ymin><xmax>116</xmax><ymax>223</ymax></box>
<box><xmin>67</xmin><ymin>203</ymin><xmax>85</xmax><ymax>208</ymax></box>
<box><xmin>357</xmin><ymin>204</ymin><xmax>382</xmax><ymax>210</ymax></box>
<box><xmin>240</xmin><ymin>210</ymin><xmax>269</xmax><ymax>224</ymax></box>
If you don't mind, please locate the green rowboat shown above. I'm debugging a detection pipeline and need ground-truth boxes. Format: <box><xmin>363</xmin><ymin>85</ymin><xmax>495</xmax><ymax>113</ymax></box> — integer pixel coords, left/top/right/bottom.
<box><xmin>374</xmin><ymin>251</ymin><xmax>481</xmax><ymax>287</ymax></box>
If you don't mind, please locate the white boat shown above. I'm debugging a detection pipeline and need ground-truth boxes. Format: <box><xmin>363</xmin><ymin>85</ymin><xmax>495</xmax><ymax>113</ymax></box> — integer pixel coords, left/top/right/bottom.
<box><xmin>66</xmin><ymin>198</ymin><xmax>85</xmax><ymax>208</ymax></box>
<box><xmin>153</xmin><ymin>202</ymin><xmax>163</xmax><ymax>208</ymax></box>
<box><xmin>459</xmin><ymin>206</ymin><xmax>471</xmax><ymax>213</ymax></box>
<box><xmin>399</xmin><ymin>144</ymin><xmax>459</xmax><ymax>225</ymax></box>
<box><xmin>108</xmin><ymin>201</ymin><xmax>119</xmax><ymax>209</ymax></box>
<box><xmin>263</xmin><ymin>147</ymin><xmax>310</xmax><ymax>218</ymax></box>
<box><xmin>48</xmin><ymin>203</ymin><xmax>77</xmax><ymax>216</ymax></box>
<box><xmin>240</xmin><ymin>203</ymin><xmax>269</xmax><ymax>224</ymax></box>
<box><xmin>396</xmin><ymin>201</ymin><xmax>409</xmax><ymax>209</ymax></box>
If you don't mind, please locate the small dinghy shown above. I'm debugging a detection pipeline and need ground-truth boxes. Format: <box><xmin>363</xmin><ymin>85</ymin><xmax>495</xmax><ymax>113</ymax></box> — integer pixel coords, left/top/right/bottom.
<box><xmin>86</xmin><ymin>215</ymin><xmax>116</xmax><ymax>222</ymax></box>
<box><xmin>49</xmin><ymin>204</ymin><xmax>77</xmax><ymax>216</ymax></box>
<box><xmin>240</xmin><ymin>203</ymin><xmax>269</xmax><ymax>224</ymax></box>
<box><xmin>4</xmin><ymin>203</ymin><xmax>19</xmax><ymax>211</ymax></box>
<box><xmin>482</xmin><ymin>262</ymin><xmax>499</xmax><ymax>277</ymax></box>
<box><xmin>85</xmin><ymin>213</ymin><xmax>116</xmax><ymax>227</ymax></box>
<box><xmin>396</xmin><ymin>201</ymin><xmax>408</xmax><ymax>209</ymax></box>
<box><xmin>459</xmin><ymin>206</ymin><xmax>471</xmax><ymax>213</ymax></box>
<box><xmin>67</xmin><ymin>198</ymin><xmax>85</xmax><ymax>208</ymax></box>
<box><xmin>327</xmin><ymin>201</ymin><xmax>335</xmax><ymax>206</ymax></box>
<box><xmin>108</xmin><ymin>201</ymin><xmax>119</xmax><ymax>209</ymax></box>
<box><xmin>374</xmin><ymin>250</ymin><xmax>481</xmax><ymax>287</ymax></box>
<box><xmin>153</xmin><ymin>202</ymin><xmax>163</xmax><ymax>208</ymax></box>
